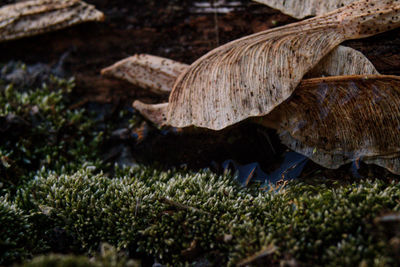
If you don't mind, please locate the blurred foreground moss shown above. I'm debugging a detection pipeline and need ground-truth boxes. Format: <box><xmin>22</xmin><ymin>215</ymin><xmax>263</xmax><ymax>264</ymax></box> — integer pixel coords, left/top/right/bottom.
<box><xmin>18</xmin><ymin>243</ymin><xmax>140</xmax><ymax>267</ymax></box>
<box><xmin>0</xmin><ymin>197</ymin><xmax>34</xmax><ymax>264</ymax></box>
<box><xmin>2</xmin><ymin>167</ymin><xmax>399</xmax><ymax>266</ymax></box>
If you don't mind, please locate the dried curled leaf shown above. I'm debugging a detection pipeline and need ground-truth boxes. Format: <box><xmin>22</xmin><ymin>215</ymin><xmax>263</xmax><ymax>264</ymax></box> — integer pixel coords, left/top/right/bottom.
<box><xmin>306</xmin><ymin>45</ymin><xmax>379</xmax><ymax>78</ymax></box>
<box><xmin>101</xmin><ymin>54</ymin><xmax>189</xmax><ymax>95</ymax></box>
<box><xmin>0</xmin><ymin>0</ymin><xmax>104</xmax><ymax>42</ymax></box>
<box><xmin>167</xmin><ymin>0</ymin><xmax>400</xmax><ymax>130</ymax></box>
<box><xmin>132</xmin><ymin>101</ymin><xmax>168</xmax><ymax>126</ymax></box>
<box><xmin>253</xmin><ymin>0</ymin><xmax>356</xmax><ymax>19</ymax></box>
<box><xmin>266</xmin><ymin>75</ymin><xmax>400</xmax><ymax>173</ymax></box>
<box><xmin>124</xmin><ymin>47</ymin><xmax>377</xmax><ymax>127</ymax></box>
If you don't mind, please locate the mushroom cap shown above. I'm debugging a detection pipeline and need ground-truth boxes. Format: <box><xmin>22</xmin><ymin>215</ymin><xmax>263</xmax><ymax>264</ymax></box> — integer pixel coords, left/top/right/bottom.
<box><xmin>266</xmin><ymin>75</ymin><xmax>400</xmax><ymax>172</ymax></box>
<box><xmin>167</xmin><ymin>0</ymin><xmax>400</xmax><ymax>131</ymax></box>
<box><xmin>0</xmin><ymin>0</ymin><xmax>104</xmax><ymax>42</ymax></box>
<box><xmin>253</xmin><ymin>0</ymin><xmax>356</xmax><ymax>19</ymax></box>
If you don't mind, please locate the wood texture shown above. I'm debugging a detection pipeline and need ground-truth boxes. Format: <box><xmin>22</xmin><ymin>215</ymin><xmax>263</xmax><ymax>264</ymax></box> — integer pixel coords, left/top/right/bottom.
<box><xmin>167</xmin><ymin>0</ymin><xmax>400</xmax><ymax>130</ymax></box>
<box><xmin>252</xmin><ymin>0</ymin><xmax>356</xmax><ymax>19</ymax></box>
<box><xmin>266</xmin><ymin>75</ymin><xmax>400</xmax><ymax>174</ymax></box>
<box><xmin>101</xmin><ymin>54</ymin><xmax>189</xmax><ymax>95</ymax></box>
<box><xmin>0</xmin><ymin>0</ymin><xmax>104</xmax><ymax>42</ymax></box>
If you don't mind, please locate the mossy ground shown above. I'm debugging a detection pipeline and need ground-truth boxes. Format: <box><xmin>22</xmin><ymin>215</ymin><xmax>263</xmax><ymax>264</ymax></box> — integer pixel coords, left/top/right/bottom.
<box><xmin>1</xmin><ymin>66</ymin><xmax>400</xmax><ymax>266</ymax></box>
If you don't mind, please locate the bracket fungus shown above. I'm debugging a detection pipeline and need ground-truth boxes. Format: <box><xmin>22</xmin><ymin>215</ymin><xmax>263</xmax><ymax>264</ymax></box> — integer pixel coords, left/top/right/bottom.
<box><xmin>0</xmin><ymin>0</ymin><xmax>104</xmax><ymax>42</ymax></box>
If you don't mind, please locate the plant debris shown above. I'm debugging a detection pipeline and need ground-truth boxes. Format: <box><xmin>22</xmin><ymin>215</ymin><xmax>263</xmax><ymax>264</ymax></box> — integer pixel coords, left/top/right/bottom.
<box><xmin>263</xmin><ymin>75</ymin><xmax>400</xmax><ymax>174</ymax></box>
<box><xmin>252</xmin><ymin>0</ymin><xmax>356</xmax><ymax>19</ymax></box>
<box><xmin>167</xmin><ymin>0</ymin><xmax>400</xmax><ymax>130</ymax></box>
<box><xmin>101</xmin><ymin>54</ymin><xmax>188</xmax><ymax>96</ymax></box>
<box><xmin>306</xmin><ymin>45</ymin><xmax>379</xmax><ymax>77</ymax></box>
<box><xmin>104</xmin><ymin>45</ymin><xmax>378</xmax><ymax>128</ymax></box>
<box><xmin>0</xmin><ymin>0</ymin><xmax>104</xmax><ymax>42</ymax></box>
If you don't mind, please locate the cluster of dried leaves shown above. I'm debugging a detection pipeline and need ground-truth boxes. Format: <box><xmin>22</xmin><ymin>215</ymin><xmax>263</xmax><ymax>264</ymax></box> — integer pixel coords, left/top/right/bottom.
<box><xmin>2</xmin><ymin>0</ymin><xmax>400</xmax><ymax>175</ymax></box>
<box><xmin>103</xmin><ymin>0</ymin><xmax>400</xmax><ymax>175</ymax></box>
<box><xmin>0</xmin><ymin>0</ymin><xmax>104</xmax><ymax>42</ymax></box>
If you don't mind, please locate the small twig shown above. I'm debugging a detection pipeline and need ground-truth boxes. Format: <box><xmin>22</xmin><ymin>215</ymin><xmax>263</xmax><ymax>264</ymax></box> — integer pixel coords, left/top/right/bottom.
<box><xmin>159</xmin><ymin>197</ymin><xmax>211</xmax><ymax>216</ymax></box>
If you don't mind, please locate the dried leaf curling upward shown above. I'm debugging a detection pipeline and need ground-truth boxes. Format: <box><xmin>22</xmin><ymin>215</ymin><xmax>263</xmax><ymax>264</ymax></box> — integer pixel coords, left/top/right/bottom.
<box><xmin>253</xmin><ymin>0</ymin><xmax>356</xmax><ymax>19</ymax></box>
<box><xmin>0</xmin><ymin>0</ymin><xmax>104</xmax><ymax>42</ymax></box>
<box><xmin>167</xmin><ymin>0</ymin><xmax>400</xmax><ymax>130</ymax></box>
<box><xmin>101</xmin><ymin>46</ymin><xmax>377</xmax><ymax>127</ymax></box>
<box><xmin>306</xmin><ymin>45</ymin><xmax>379</xmax><ymax>78</ymax></box>
<box><xmin>101</xmin><ymin>54</ymin><xmax>188</xmax><ymax>95</ymax></box>
<box><xmin>266</xmin><ymin>75</ymin><xmax>400</xmax><ymax>174</ymax></box>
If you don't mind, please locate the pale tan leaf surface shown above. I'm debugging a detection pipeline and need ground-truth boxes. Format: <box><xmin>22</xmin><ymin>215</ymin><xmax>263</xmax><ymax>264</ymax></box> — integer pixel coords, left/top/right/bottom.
<box><xmin>101</xmin><ymin>54</ymin><xmax>189</xmax><ymax>95</ymax></box>
<box><xmin>306</xmin><ymin>45</ymin><xmax>379</xmax><ymax>78</ymax></box>
<box><xmin>0</xmin><ymin>0</ymin><xmax>104</xmax><ymax>42</ymax></box>
<box><xmin>279</xmin><ymin>132</ymin><xmax>400</xmax><ymax>175</ymax></box>
<box><xmin>102</xmin><ymin>46</ymin><xmax>376</xmax><ymax>95</ymax></box>
<box><xmin>125</xmin><ymin>46</ymin><xmax>376</xmax><ymax>126</ymax></box>
<box><xmin>252</xmin><ymin>0</ymin><xmax>356</xmax><ymax>19</ymax></box>
<box><xmin>267</xmin><ymin>75</ymin><xmax>400</xmax><ymax>174</ymax></box>
<box><xmin>364</xmin><ymin>157</ymin><xmax>400</xmax><ymax>175</ymax></box>
<box><xmin>132</xmin><ymin>101</ymin><xmax>168</xmax><ymax>126</ymax></box>
<box><xmin>167</xmin><ymin>0</ymin><xmax>400</xmax><ymax>130</ymax></box>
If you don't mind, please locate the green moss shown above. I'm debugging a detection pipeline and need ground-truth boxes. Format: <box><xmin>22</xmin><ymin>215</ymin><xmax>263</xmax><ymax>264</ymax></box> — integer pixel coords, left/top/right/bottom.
<box><xmin>6</xmin><ymin>168</ymin><xmax>399</xmax><ymax>266</ymax></box>
<box><xmin>19</xmin><ymin>244</ymin><xmax>139</xmax><ymax>267</ymax></box>
<box><xmin>20</xmin><ymin>254</ymin><xmax>96</xmax><ymax>267</ymax></box>
<box><xmin>0</xmin><ymin>196</ymin><xmax>34</xmax><ymax>265</ymax></box>
<box><xmin>0</xmin><ymin>73</ymin><xmax>103</xmax><ymax>193</ymax></box>
<box><xmin>1</xmin><ymin>64</ymin><xmax>400</xmax><ymax>266</ymax></box>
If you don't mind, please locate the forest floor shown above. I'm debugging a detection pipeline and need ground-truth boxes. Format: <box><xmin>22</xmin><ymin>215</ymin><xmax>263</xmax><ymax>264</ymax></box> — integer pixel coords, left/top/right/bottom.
<box><xmin>2</xmin><ymin>0</ymin><xmax>400</xmax><ymax>174</ymax></box>
<box><xmin>2</xmin><ymin>0</ymin><xmax>400</xmax><ymax>266</ymax></box>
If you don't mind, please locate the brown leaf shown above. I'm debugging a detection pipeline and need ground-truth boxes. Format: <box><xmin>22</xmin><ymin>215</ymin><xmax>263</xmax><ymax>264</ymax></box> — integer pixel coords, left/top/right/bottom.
<box><xmin>253</xmin><ymin>0</ymin><xmax>356</xmax><ymax>19</ymax></box>
<box><xmin>102</xmin><ymin>54</ymin><xmax>188</xmax><ymax>95</ymax></box>
<box><xmin>264</xmin><ymin>75</ymin><xmax>400</xmax><ymax>174</ymax></box>
<box><xmin>125</xmin><ymin>46</ymin><xmax>377</xmax><ymax>127</ymax></box>
<box><xmin>0</xmin><ymin>0</ymin><xmax>104</xmax><ymax>42</ymax></box>
<box><xmin>306</xmin><ymin>45</ymin><xmax>379</xmax><ymax>78</ymax></box>
<box><xmin>167</xmin><ymin>0</ymin><xmax>400</xmax><ymax>130</ymax></box>
<box><xmin>132</xmin><ymin>101</ymin><xmax>168</xmax><ymax>127</ymax></box>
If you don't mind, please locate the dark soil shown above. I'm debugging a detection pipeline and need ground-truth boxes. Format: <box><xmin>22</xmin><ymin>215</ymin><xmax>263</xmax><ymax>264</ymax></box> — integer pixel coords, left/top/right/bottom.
<box><xmin>1</xmin><ymin>0</ymin><xmax>399</xmax><ymax>179</ymax></box>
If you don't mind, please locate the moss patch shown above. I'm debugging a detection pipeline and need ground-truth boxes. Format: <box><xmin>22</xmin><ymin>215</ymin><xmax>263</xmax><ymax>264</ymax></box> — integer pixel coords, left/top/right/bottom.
<box><xmin>1</xmin><ymin>66</ymin><xmax>400</xmax><ymax>266</ymax></box>
<box><xmin>0</xmin><ymin>67</ymin><xmax>104</xmax><ymax>193</ymax></box>
<box><xmin>1</xmin><ymin>168</ymin><xmax>397</xmax><ymax>266</ymax></box>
